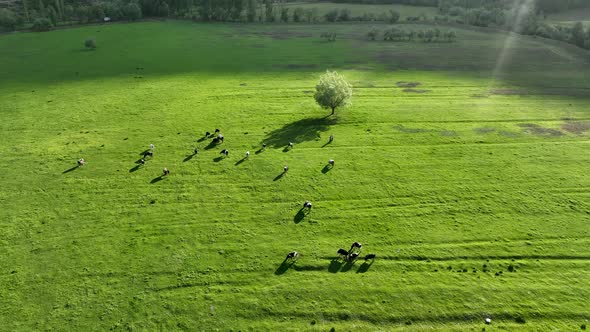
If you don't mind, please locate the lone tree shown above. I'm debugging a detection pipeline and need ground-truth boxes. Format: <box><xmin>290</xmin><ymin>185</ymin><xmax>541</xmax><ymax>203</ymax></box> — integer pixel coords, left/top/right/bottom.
<box><xmin>314</xmin><ymin>71</ymin><xmax>352</xmax><ymax>115</ymax></box>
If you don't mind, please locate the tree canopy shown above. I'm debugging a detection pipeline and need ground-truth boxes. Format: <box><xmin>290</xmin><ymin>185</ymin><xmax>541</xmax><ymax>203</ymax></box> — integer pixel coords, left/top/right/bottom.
<box><xmin>314</xmin><ymin>71</ymin><xmax>353</xmax><ymax>115</ymax></box>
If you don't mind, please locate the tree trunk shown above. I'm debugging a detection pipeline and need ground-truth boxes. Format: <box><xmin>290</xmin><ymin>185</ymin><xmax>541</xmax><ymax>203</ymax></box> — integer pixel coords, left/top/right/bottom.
<box><xmin>331</xmin><ymin>107</ymin><xmax>335</xmax><ymax>115</ymax></box>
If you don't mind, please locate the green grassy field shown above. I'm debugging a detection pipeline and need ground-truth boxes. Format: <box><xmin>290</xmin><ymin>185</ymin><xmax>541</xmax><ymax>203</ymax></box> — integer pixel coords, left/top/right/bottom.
<box><xmin>0</xmin><ymin>20</ymin><xmax>589</xmax><ymax>331</ymax></box>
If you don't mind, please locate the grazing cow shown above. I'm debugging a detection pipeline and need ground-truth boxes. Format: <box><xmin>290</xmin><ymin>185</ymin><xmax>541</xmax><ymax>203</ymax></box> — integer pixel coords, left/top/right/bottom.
<box><xmin>286</xmin><ymin>251</ymin><xmax>299</xmax><ymax>262</ymax></box>
<box><xmin>328</xmin><ymin>159</ymin><xmax>335</xmax><ymax>166</ymax></box>
<box><xmin>245</xmin><ymin>151</ymin><xmax>250</xmax><ymax>158</ymax></box>
<box><xmin>337</xmin><ymin>248</ymin><xmax>349</xmax><ymax>259</ymax></box>
<box><xmin>220</xmin><ymin>149</ymin><xmax>229</xmax><ymax>156</ymax></box>
<box><xmin>206</xmin><ymin>131</ymin><xmax>211</xmax><ymax>137</ymax></box>
<box><xmin>262</xmin><ymin>143</ymin><xmax>267</xmax><ymax>149</ymax></box>
<box><xmin>364</xmin><ymin>254</ymin><xmax>376</xmax><ymax>261</ymax></box>
<box><xmin>329</xmin><ymin>134</ymin><xmax>334</xmax><ymax>142</ymax></box>
<box><xmin>347</xmin><ymin>252</ymin><xmax>359</xmax><ymax>262</ymax></box>
<box><xmin>303</xmin><ymin>201</ymin><xmax>312</xmax><ymax>210</ymax></box>
<box><xmin>149</xmin><ymin>144</ymin><xmax>155</xmax><ymax>151</ymax></box>
<box><xmin>215</xmin><ymin>129</ymin><xmax>220</xmax><ymax>134</ymax></box>
<box><xmin>350</xmin><ymin>242</ymin><xmax>362</xmax><ymax>253</ymax></box>
<box><xmin>217</xmin><ymin>134</ymin><xmax>224</xmax><ymax>143</ymax></box>
<box><xmin>194</xmin><ymin>148</ymin><xmax>199</xmax><ymax>155</ymax></box>
<box><xmin>143</xmin><ymin>151</ymin><xmax>153</xmax><ymax>158</ymax></box>
<box><xmin>288</xmin><ymin>142</ymin><xmax>294</xmax><ymax>148</ymax></box>
<box><xmin>163</xmin><ymin>167</ymin><xmax>170</xmax><ymax>176</ymax></box>
<box><xmin>139</xmin><ymin>159</ymin><xmax>145</xmax><ymax>165</ymax></box>
<box><xmin>77</xmin><ymin>158</ymin><xmax>86</xmax><ymax>167</ymax></box>
<box><xmin>283</xmin><ymin>165</ymin><xmax>289</xmax><ymax>172</ymax></box>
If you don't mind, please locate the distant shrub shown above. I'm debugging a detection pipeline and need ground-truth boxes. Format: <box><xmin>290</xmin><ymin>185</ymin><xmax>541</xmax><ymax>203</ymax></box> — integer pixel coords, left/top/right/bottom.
<box><xmin>325</xmin><ymin>9</ymin><xmax>339</xmax><ymax>22</ymax></box>
<box><xmin>0</xmin><ymin>8</ymin><xmax>18</xmax><ymax>30</ymax></box>
<box><xmin>515</xmin><ymin>315</ymin><xmax>526</xmax><ymax>324</ymax></box>
<box><xmin>339</xmin><ymin>9</ymin><xmax>351</xmax><ymax>21</ymax></box>
<box><xmin>123</xmin><ymin>3</ymin><xmax>142</xmax><ymax>21</ymax></box>
<box><xmin>507</xmin><ymin>264</ymin><xmax>515</xmax><ymax>272</ymax></box>
<box><xmin>581</xmin><ymin>323</ymin><xmax>586</xmax><ymax>330</ymax></box>
<box><xmin>387</xmin><ymin>10</ymin><xmax>400</xmax><ymax>23</ymax></box>
<box><xmin>84</xmin><ymin>39</ymin><xmax>96</xmax><ymax>49</ymax></box>
<box><xmin>32</xmin><ymin>18</ymin><xmax>52</xmax><ymax>32</ymax></box>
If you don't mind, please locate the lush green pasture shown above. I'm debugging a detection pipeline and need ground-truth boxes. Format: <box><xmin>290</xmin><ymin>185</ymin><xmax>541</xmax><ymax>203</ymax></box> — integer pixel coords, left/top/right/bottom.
<box><xmin>0</xmin><ymin>21</ymin><xmax>589</xmax><ymax>331</ymax></box>
<box><xmin>283</xmin><ymin>2</ymin><xmax>438</xmax><ymax>19</ymax></box>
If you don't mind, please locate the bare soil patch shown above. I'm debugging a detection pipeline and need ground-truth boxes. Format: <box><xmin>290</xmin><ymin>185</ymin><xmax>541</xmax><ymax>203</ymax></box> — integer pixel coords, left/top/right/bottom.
<box><xmin>499</xmin><ymin>131</ymin><xmax>520</xmax><ymax>138</ymax></box>
<box><xmin>396</xmin><ymin>81</ymin><xmax>421</xmax><ymax>88</ymax></box>
<box><xmin>518</xmin><ymin>123</ymin><xmax>564</xmax><ymax>137</ymax></box>
<box><xmin>440</xmin><ymin>130</ymin><xmax>457</xmax><ymax>137</ymax></box>
<box><xmin>562</xmin><ymin>121</ymin><xmax>590</xmax><ymax>134</ymax></box>
<box><xmin>489</xmin><ymin>89</ymin><xmax>524</xmax><ymax>95</ymax></box>
<box><xmin>393</xmin><ymin>125</ymin><xmax>431</xmax><ymax>133</ymax></box>
<box><xmin>403</xmin><ymin>88</ymin><xmax>430</xmax><ymax>93</ymax></box>
<box><xmin>475</xmin><ymin>127</ymin><xmax>496</xmax><ymax>134</ymax></box>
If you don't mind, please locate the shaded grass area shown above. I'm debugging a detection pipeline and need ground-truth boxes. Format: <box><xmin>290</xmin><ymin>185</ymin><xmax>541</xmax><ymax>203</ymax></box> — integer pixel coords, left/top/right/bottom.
<box><xmin>0</xmin><ymin>21</ymin><xmax>589</xmax><ymax>331</ymax></box>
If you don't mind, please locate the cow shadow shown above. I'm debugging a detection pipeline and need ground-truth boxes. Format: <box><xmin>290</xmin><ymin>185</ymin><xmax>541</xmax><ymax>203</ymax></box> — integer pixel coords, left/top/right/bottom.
<box><xmin>235</xmin><ymin>158</ymin><xmax>247</xmax><ymax>166</ymax></box>
<box><xmin>62</xmin><ymin>166</ymin><xmax>78</xmax><ymax>174</ymax></box>
<box><xmin>294</xmin><ymin>208</ymin><xmax>306</xmax><ymax>224</ymax></box>
<box><xmin>321</xmin><ymin>164</ymin><xmax>332</xmax><ymax>174</ymax></box>
<box><xmin>150</xmin><ymin>175</ymin><xmax>165</xmax><ymax>184</ymax></box>
<box><xmin>356</xmin><ymin>261</ymin><xmax>374</xmax><ymax>273</ymax></box>
<box><xmin>328</xmin><ymin>260</ymin><xmax>343</xmax><ymax>273</ymax></box>
<box><xmin>183</xmin><ymin>154</ymin><xmax>196</xmax><ymax>162</ymax></box>
<box><xmin>204</xmin><ymin>140</ymin><xmax>219</xmax><ymax>150</ymax></box>
<box><xmin>322</xmin><ymin>141</ymin><xmax>332</xmax><ymax>148</ymax></box>
<box><xmin>255</xmin><ymin>148</ymin><xmax>265</xmax><ymax>155</ymax></box>
<box><xmin>263</xmin><ymin>116</ymin><xmax>336</xmax><ymax>148</ymax></box>
<box><xmin>129</xmin><ymin>165</ymin><xmax>141</xmax><ymax>173</ymax></box>
<box><xmin>213</xmin><ymin>156</ymin><xmax>224</xmax><ymax>162</ymax></box>
<box><xmin>197</xmin><ymin>136</ymin><xmax>207</xmax><ymax>143</ymax></box>
<box><xmin>282</xmin><ymin>146</ymin><xmax>291</xmax><ymax>153</ymax></box>
<box><xmin>139</xmin><ymin>149</ymin><xmax>149</xmax><ymax>156</ymax></box>
<box><xmin>274</xmin><ymin>259</ymin><xmax>295</xmax><ymax>275</ymax></box>
<box><xmin>340</xmin><ymin>260</ymin><xmax>356</xmax><ymax>272</ymax></box>
<box><xmin>273</xmin><ymin>172</ymin><xmax>286</xmax><ymax>181</ymax></box>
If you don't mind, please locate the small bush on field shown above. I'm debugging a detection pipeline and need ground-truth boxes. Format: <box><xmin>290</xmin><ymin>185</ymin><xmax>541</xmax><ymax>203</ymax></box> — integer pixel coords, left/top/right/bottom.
<box><xmin>32</xmin><ymin>18</ymin><xmax>52</xmax><ymax>32</ymax></box>
<box><xmin>515</xmin><ymin>315</ymin><xmax>526</xmax><ymax>324</ymax></box>
<box><xmin>85</xmin><ymin>39</ymin><xmax>97</xmax><ymax>49</ymax></box>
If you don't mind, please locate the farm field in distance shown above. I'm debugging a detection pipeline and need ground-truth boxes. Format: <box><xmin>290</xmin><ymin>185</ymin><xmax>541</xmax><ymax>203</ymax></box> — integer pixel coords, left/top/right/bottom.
<box><xmin>0</xmin><ymin>20</ymin><xmax>589</xmax><ymax>331</ymax></box>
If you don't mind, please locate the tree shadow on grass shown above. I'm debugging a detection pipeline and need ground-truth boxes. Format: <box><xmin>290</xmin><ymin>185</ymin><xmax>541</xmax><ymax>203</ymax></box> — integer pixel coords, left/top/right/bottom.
<box><xmin>321</xmin><ymin>164</ymin><xmax>332</xmax><ymax>174</ymax></box>
<box><xmin>150</xmin><ymin>175</ymin><xmax>165</xmax><ymax>184</ymax></box>
<box><xmin>328</xmin><ymin>260</ymin><xmax>343</xmax><ymax>273</ymax></box>
<box><xmin>62</xmin><ymin>166</ymin><xmax>78</xmax><ymax>174</ymax></box>
<box><xmin>129</xmin><ymin>165</ymin><xmax>141</xmax><ymax>173</ymax></box>
<box><xmin>273</xmin><ymin>172</ymin><xmax>286</xmax><ymax>181</ymax></box>
<box><xmin>263</xmin><ymin>116</ymin><xmax>336</xmax><ymax>148</ymax></box>
<box><xmin>275</xmin><ymin>259</ymin><xmax>295</xmax><ymax>275</ymax></box>
<box><xmin>235</xmin><ymin>157</ymin><xmax>247</xmax><ymax>166</ymax></box>
<box><xmin>294</xmin><ymin>208</ymin><xmax>306</xmax><ymax>224</ymax></box>
<box><xmin>356</xmin><ymin>261</ymin><xmax>374</xmax><ymax>273</ymax></box>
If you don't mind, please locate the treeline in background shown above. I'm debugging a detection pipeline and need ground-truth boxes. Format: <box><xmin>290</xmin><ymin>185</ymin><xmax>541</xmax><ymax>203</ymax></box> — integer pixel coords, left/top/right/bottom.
<box><xmin>1</xmin><ymin>0</ymin><xmax>589</xmax><ymax>50</ymax></box>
